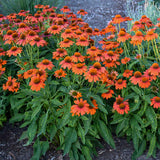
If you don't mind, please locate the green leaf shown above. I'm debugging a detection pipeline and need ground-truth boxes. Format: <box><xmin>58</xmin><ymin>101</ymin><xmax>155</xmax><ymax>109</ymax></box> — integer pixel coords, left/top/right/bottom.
<box><xmin>116</xmin><ymin>119</ymin><xmax>128</xmax><ymax>135</ymax></box>
<box><xmin>145</xmin><ymin>107</ymin><xmax>157</xmax><ymax>132</ymax></box>
<box><xmin>131</xmin><ymin>86</ymin><xmax>141</xmax><ymax>95</ymax></box>
<box><xmin>9</xmin><ymin>113</ymin><xmax>24</xmax><ymax>123</ymax></box>
<box><xmin>78</xmin><ymin>123</ymin><xmax>85</xmax><ymax>144</ymax></box>
<box><xmin>38</xmin><ymin>110</ymin><xmax>49</xmax><ymax>136</ymax></box>
<box><xmin>147</xmin><ymin>135</ymin><xmax>156</xmax><ymax>157</ymax></box>
<box><xmin>132</xmin><ymin>129</ymin><xmax>139</xmax><ymax>152</ymax></box>
<box><xmin>63</xmin><ymin>128</ymin><xmax>77</xmax><ymax>155</ymax></box>
<box><xmin>41</xmin><ymin>141</ymin><xmax>49</xmax><ymax>156</ymax></box>
<box><xmin>49</xmin><ymin>125</ymin><xmax>57</xmax><ymax>141</ymax></box>
<box><xmin>82</xmin><ymin>146</ymin><xmax>92</xmax><ymax>160</ymax></box>
<box><xmin>97</xmin><ymin>120</ymin><xmax>115</xmax><ymax>148</ymax></box>
<box><xmin>25</xmin><ymin>120</ymin><xmax>37</xmax><ymax>146</ymax></box>
<box><xmin>31</xmin><ymin>104</ymin><xmax>42</xmax><ymax>121</ymax></box>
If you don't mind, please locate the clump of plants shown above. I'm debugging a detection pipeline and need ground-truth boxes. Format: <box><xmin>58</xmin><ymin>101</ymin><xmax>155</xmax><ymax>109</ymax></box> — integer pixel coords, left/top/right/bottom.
<box><xmin>0</xmin><ymin>4</ymin><xmax>160</xmax><ymax>160</ymax></box>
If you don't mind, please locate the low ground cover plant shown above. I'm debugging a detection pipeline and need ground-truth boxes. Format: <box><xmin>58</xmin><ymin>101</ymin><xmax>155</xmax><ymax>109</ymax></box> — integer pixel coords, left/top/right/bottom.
<box><xmin>0</xmin><ymin>4</ymin><xmax>160</xmax><ymax>160</ymax></box>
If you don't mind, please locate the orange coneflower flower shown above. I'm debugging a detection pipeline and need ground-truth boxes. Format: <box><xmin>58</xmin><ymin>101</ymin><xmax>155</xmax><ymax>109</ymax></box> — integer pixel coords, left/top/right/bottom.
<box><xmin>69</xmin><ymin>90</ymin><xmax>82</xmax><ymax>99</ymax></box>
<box><xmin>60</xmin><ymin>56</ymin><xmax>73</xmax><ymax>70</ymax></box>
<box><xmin>117</xmin><ymin>30</ymin><xmax>131</xmax><ymax>42</ymax></box>
<box><xmin>121</xmin><ymin>57</ymin><xmax>131</xmax><ymax>64</ymax></box>
<box><xmin>60</xmin><ymin>6</ymin><xmax>71</xmax><ymax>13</ymax></box>
<box><xmin>93</xmin><ymin>28</ymin><xmax>100</xmax><ymax>36</ymax></box>
<box><xmin>87</xmin><ymin>46</ymin><xmax>100</xmax><ymax>57</ymax></box>
<box><xmin>26</xmin><ymin>30</ymin><xmax>37</xmax><ymax>40</ymax></box>
<box><xmin>54</xmin><ymin>68</ymin><xmax>67</xmax><ymax>78</ymax></box>
<box><xmin>17</xmin><ymin>23</ymin><xmax>29</xmax><ymax>33</ymax></box>
<box><xmin>0</xmin><ymin>48</ymin><xmax>6</xmax><ymax>56</ymax></box>
<box><xmin>135</xmin><ymin>54</ymin><xmax>142</xmax><ymax>59</ymax></box>
<box><xmin>131</xmin><ymin>21</ymin><xmax>143</xmax><ymax>31</ymax></box>
<box><xmin>71</xmin><ymin>98</ymin><xmax>89</xmax><ymax>116</ymax></box>
<box><xmin>138</xmin><ymin>76</ymin><xmax>151</xmax><ymax>88</ymax></box>
<box><xmin>130</xmin><ymin>71</ymin><xmax>142</xmax><ymax>85</ymax></box>
<box><xmin>0</xmin><ymin>59</ymin><xmax>7</xmax><ymax>67</ymax></box>
<box><xmin>7</xmin><ymin>46</ymin><xmax>22</xmax><ymax>57</ymax></box>
<box><xmin>140</xmin><ymin>15</ymin><xmax>150</xmax><ymax>23</ymax></box>
<box><xmin>37</xmin><ymin>59</ymin><xmax>54</xmax><ymax>70</ymax></box>
<box><xmin>35</xmin><ymin>69</ymin><xmax>47</xmax><ymax>81</ymax></box>
<box><xmin>87</xmin><ymin>98</ymin><xmax>98</xmax><ymax>115</ymax></box>
<box><xmin>123</xmin><ymin>69</ymin><xmax>133</xmax><ymax>78</ymax></box>
<box><xmin>145</xmin><ymin>29</ymin><xmax>158</xmax><ymax>41</ymax></box>
<box><xmin>72</xmin><ymin>63</ymin><xmax>87</xmax><ymax>75</ymax></box>
<box><xmin>0</xmin><ymin>14</ymin><xmax>6</xmax><ymax>21</ymax></box>
<box><xmin>105</xmin><ymin>50</ymin><xmax>119</xmax><ymax>61</ymax></box>
<box><xmin>143</xmin><ymin>69</ymin><xmax>157</xmax><ymax>81</ymax></box>
<box><xmin>76</xmin><ymin>36</ymin><xmax>89</xmax><ymax>46</ymax></box>
<box><xmin>130</xmin><ymin>31</ymin><xmax>144</xmax><ymax>46</ymax></box>
<box><xmin>23</xmin><ymin>69</ymin><xmax>37</xmax><ymax>79</ymax></box>
<box><xmin>112</xmin><ymin>14</ymin><xmax>125</xmax><ymax>24</ymax></box>
<box><xmin>148</xmin><ymin>63</ymin><xmax>160</xmax><ymax>76</ymax></box>
<box><xmin>115</xmin><ymin>79</ymin><xmax>127</xmax><ymax>90</ymax></box>
<box><xmin>105</xmin><ymin>24</ymin><xmax>116</xmax><ymax>33</ymax></box>
<box><xmin>101</xmin><ymin>89</ymin><xmax>114</xmax><ymax>100</ymax></box>
<box><xmin>59</xmin><ymin>38</ymin><xmax>74</xmax><ymax>48</ymax></box>
<box><xmin>151</xmin><ymin>96</ymin><xmax>160</xmax><ymax>108</ymax></box>
<box><xmin>91</xmin><ymin>62</ymin><xmax>106</xmax><ymax>74</ymax></box>
<box><xmin>113</xmin><ymin>95</ymin><xmax>129</xmax><ymax>114</ymax></box>
<box><xmin>116</xmin><ymin>48</ymin><xmax>123</xmax><ymax>54</ymax></box>
<box><xmin>103</xmin><ymin>59</ymin><xmax>117</xmax><ymax>68</ymax></box>
<box><xmin>4</xmin><ymin>30</ymin><xmax>14</xmax><ymax>41</ymax></box>
<box><xmin>0</xmin><ymin>66</ymin><xmax>5</xmax><ymax>77</ymax></box>
<box><xmin>94</xmin><ymin>50</ymin><xmax>105</xmax><ymax>62</ymax></box>
<box><xmin>30</xmin><ymin>36</ymin><xmax>47</xmax><ymax>47</ymax></box>
<box><xmin>3</xmin><ymin>76</ymin><xmax>20</xmax><ymax>92</ymax></box>
<box><xmin>61</xmin><ymin>29</ymin><xmax>74</xmax><ymax>39</ymax></box>
<box><xmin>71</xmin><ymin>52</ymin><xmax>85</xmax><ymax>62</ymax></box>
<box><xmin>29</xmin><ymin>75</ymin><xmax>45</xmax><ymax>91</ymax></box>
<box><xmin>17</xmin><ymin>33</ymin><xmax>28</xmax><ymax>46</ymax></box>
<box><xmin>77</xmin><ymin>9</ymin><xmax>88</xmax><ymax>16</ymax></box>
<box><xmin>52</xmin><ymin>48</ymin><xmax>67</xmax><ymax>60</ymax></box>
<box><xmin>47</xmin><ymin>25</ymin><xmax>62</xmax><ymax>35</ymax></box>
<box><xmin>84</xmin><ymin>68</ymin><xmax>101</xmax><ymax>82</ymax></box>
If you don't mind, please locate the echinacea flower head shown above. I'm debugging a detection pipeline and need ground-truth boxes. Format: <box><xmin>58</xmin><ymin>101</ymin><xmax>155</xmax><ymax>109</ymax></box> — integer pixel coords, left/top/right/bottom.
<box><xmin>7</xmin><ymin>46</ymin><xmax>22</xmax><ymax>57</ymax></box>
<box><xmin>3</xmin><ymin>76</ymin><xmax>20</xmax><ymax>92</ymax></box>
<box><xmin>36</xmin><ymin>59</ymin><xmax>54</xmax><ymax>70</ymax></box>
<box><xmin>23</xmin><ymin>69</ymin><xmax>37</xmax><ymax>79</ymax></box>
<box><xmin>130</xmin><ymin>71</ymin><xmax>142</xmax><ymax>85</ymax></box>
<box><xmin>117</xmin><ymin>30</ymin><xmax>131</xmax><ymax>42</ymax></box>
<box><xmin>54</xmin><ymin>68</ymin><xmax>67</xmax><ymax>78</ymax></box>
<box><xmin>60</xmin><ymin>6</ymin><xmax>71</xmax><ymax>13</ymax></box>
<box><xmin>71</xmin><ymin>52</ymin><xmax>85</xmax><ymax>62</ymax></box>
<box><xmin>29</xmin><ymin>75</ymin><xmax>45</xmax><ymax>91</ymax></box>
<box><xmin>60</xmin><ymin>56</ymin><xmax>73</xmax><ymax>70</ymax></box>
<box><xmin>113</xmin><ymin>95</ymin><xmax>129</xmax><ymax>114</ymax></box>
<box><xmin>123</xmin><ymin>70</ymin><xmax>133</xmax><ymax>78</ymax></box>
<box><xmin>69</xmin><ymin>90</ymin><xmax>82</xmax><ymax>99</ymax></box>
<box><xmin>112</xmin><ymin>14</ymin><xmax>125</xmax><ymax>24</ymax></box>
<box><xmin>47</xmin><ymin>25</ymin><xmax>62</xmax><ymax>35</ymax></box>
<box><xmin>76</xmin><ymin>36</ymin><xmax>89</xmax><ymax>46</ymax></box>
<box><xmin>77</xmin><ymin>9</ymin><xmax>88</xmax><ymax>16</ymax></box>
<box><xmin>29</xmin><ymin>36</ymin><xmax>47</xmax><ymax>47</ymax></box>
<box><xmin>59</xmin><ymin>38</ymin><xmax>74</xmax><ymax>48</ymax></box>
<box><xmin>148</xmin><ymin>63</ymin><xmax>160</xmax><ymax>76</ymax></box>
<box><xmin>72</xmin><ymin>63</ymin><xmax>87</xmax><ymax>75</ymax></box>
<box><xmin>115</xmin><ymin>79</ymin><xmax>127</xmax><ymax>90</ymax></box>
<box><xmin>71</xmin><ymin>98</ymin><xmax>89</xmax><ymax>116</ymax></box>
<box><xmin>151</xmin><ymin>96</ymin><xmax>160</xmax><ymax>108</ymax></box>
<box><xmin>130</xmin><ymin>31</ymin><xmax>144</xmax><ymax>46</ymax></box>
<box><xmin>145</xmin><ymin>29</ymin><xmax>158</xmax><ymax>41</ymax></box>
<box><xmin>138</xmin><ymin>76</ymin><xmax>151</xmax><ymax>88</ymax></box>
<box><xmin>84</xmin><ymin>68</ymin><xmax>101</xmax><ymax>82</ymax></box>
<box><xmin>101</xmin><ymin>89</ymin><xmax>114</xmax><ymax>100</ymax></box>
<box><xmin>52</xmin><ymin>48</ymin><xmax>67</xmax><ymax>60</ymax></box>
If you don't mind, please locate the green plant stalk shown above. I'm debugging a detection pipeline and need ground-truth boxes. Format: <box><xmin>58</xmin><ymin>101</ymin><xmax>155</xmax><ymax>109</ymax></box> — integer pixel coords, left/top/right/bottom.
<box><xmin>151</xmin><ymin>40</ymin><xmax>158</xmax><ymax>61</ymax></box>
